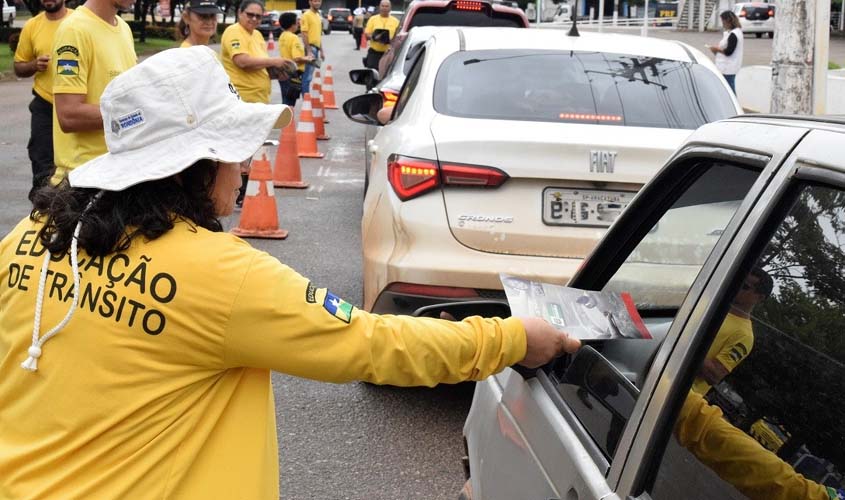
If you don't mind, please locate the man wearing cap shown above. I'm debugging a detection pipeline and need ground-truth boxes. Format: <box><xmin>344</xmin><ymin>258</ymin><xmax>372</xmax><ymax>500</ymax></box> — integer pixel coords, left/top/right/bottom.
<box><xmin>300</xmin><ymin>0</ymin><xmax>325</xmax><ymax>94</ymax></box>
<box><xmin>0</xmin><ymin>46</ymin><xmax>580</xmax><ymax>497</ymax></box>
<box><xmin>364</xmin><ymin>0</ymin><xmax>399</xmax><ymax>70</ymax></box>
<box><xmin>49</xmin><ymin>0</ymin><xmax>137</xmax><ymax>185</ymax></box>
<box><xmin>13</xmin><ymin>0</ymin><xmax>72</xmax><ymax>201</ymax></box>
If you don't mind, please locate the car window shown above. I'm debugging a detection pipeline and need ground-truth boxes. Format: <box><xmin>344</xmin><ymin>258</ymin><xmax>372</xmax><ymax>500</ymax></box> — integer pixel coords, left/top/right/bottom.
<box><xmin>408</xmin><ymin>6</ymin><xmax>524</xmax><ymax>28</ymax></box>
<box><xmin>648</xmin><ymin>180</ymin><xmax>845</xmax><ymax>499</ymax></box>
<box><xmin>392</xmin><ymin>48</ymin><xmax>425</xmax><ymax>120</ymax></box>
<box><xmin>544</xmin><ymin>160</ymin><xmax>761</xmax><ymax>466</ymax></box>
<box><xmin>433</xmin><ymin>49</ymin><xmax>736</xmax><ymax>129</ymax></box>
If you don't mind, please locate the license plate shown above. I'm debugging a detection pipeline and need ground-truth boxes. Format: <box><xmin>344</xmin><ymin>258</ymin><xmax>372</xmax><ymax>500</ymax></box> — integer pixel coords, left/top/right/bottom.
<box><xmin>542</xmin><ymin>188</ymin><xmax>637</xmax><ymax>227</ymax></box>
<box><xmin>752</xmin><ymin>21</ymin><xmax>763</xmax><ymax>25</ymax></box>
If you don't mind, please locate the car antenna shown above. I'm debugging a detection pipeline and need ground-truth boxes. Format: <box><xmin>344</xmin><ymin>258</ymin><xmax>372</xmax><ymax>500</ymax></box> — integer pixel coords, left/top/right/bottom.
<box><xmin>568</xmin><ymin>0</ymin><xmax>580</xmax><ymax>36</ymax></box>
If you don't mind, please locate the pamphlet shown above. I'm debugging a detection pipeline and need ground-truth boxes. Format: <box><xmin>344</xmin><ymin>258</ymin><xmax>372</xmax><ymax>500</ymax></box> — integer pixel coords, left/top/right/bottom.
<box><xmin>500</xmin><ymin>274</ymin><xmax>651</xmax><ymax>340</ymax></box>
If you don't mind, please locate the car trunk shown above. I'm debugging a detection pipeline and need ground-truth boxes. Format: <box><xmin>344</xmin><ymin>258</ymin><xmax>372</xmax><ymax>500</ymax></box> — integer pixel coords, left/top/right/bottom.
<box><xmin>430</xmin><ymin>116</ymin><xmax>690</xmax><ymax>259</ymax></box>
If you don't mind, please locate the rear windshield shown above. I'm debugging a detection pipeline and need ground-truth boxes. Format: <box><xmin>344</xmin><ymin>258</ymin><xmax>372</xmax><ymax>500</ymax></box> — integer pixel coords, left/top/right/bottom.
<box><xmin>433</xmin><ymin>49</ymin><xmax>737</xmax><ymax>129</ymax></box>
<box><xmin>738</xmin><ymin>4</ymin><xmax>774</xmax><ymax>19</ymax></box>
<box><xmin>408</xmin><ymin>6</ymin><xmax>525</xmax><ymax>28</ymax></box>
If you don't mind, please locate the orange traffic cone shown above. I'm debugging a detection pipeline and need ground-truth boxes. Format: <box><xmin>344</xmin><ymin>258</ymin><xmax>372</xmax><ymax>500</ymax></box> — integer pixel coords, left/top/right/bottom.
<box><xmin>323</xmin><ymin>65</ymin><xmax>338</xmax><ymax>109</ymax></box>
<box><xmin>267</xmin><ymin>32</ymin><xmax>276</xmax><ymax>51</ymax></box>
<box><xmin>296</xmin><ymin>94</ymin><xmax>324</xmax><ymax>158</ymax></box>
<box><xmin>311</xmin><ymin>83</ymin><xmax>330</xmax><ymax>140</ymax></box>
<box><xmin>273</xmin><ymin>118</ymin><xmax>309</xmax><ymax>188</ymax></box>
<box><xmin>313</xmin><ymin>70</ymin><xmax>328</xmax><ymax>123</ymax></box>
<box><xmin>231</xmin><ymin>149</ymin><xmax>289</xmax><ymax>239</ymax></box>
<box><xmin>359</xmin><ymin>31</ymin><xmax>368</xmax><ymax>50</ymax></box>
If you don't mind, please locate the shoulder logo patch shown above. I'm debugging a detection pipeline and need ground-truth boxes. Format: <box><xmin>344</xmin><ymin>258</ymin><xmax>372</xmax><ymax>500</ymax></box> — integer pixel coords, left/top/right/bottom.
<box><xmin>57</xmin><ymin>59</ymin><xmax>79</xmax><ymax>76</ymax></box>
<box><xmin>305</xmin><ymin>282</ymin><xmax>317</xmax><ymax>303</ymax></box>
<box><xmin>323</xmin><ymin>291</ymin><xmax>353</xmax><ymax>323</ymax></box>
<box><xmin>231</xmin><ymin>39</ymin><xmax>241</xmax><ymax>49</ymax></box>
<box><xmin>56</xmin><ymin>44</ymin><xmax>79</xmax><ymax>57</ymax></box>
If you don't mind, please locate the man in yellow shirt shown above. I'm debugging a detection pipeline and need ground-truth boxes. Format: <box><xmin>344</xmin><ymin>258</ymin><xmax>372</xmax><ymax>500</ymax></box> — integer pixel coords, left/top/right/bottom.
<box><xmin>278</xmin><ymin>11</ymin><xmax>314</xmax><ymax>106</ymax></box>
<box><xmin>13</xmin><ymin>0</ymin><xmax>72</xmax><ymax>201</ymax></box>
<box><xmin>300</xmin><ymin>0</ymin><xmax>325</xmax><ymax>94</ymax></box>
<box><xmin>364</xmin><ymin>0</ymin><xmax>399</xmax><ymax>70</ymax></box>
<box><xmin>50</xmin><ymin>0</ymin><xmax>136</xmax><ymax>184</ymax></box>
<box><xmin>692</xmin><ymin>267</ymin><xmax>773</xmax><ymax>395</ymax></box>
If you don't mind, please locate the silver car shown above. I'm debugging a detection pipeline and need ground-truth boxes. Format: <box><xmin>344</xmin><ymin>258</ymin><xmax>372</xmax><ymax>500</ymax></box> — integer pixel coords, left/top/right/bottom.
<box><xmin>461</xmin><ymin>115</ymin><xmax>845</xmax><ymax>500</ymax></box>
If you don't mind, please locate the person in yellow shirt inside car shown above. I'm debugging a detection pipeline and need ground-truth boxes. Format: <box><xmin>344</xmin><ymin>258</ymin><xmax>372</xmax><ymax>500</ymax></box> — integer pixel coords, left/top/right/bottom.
<box><xmin>0</xmin><ymin>47</ymin><xmax>581</xmax><ymax>498</ymax></box>
<box><xmin>300</xmin><ymin>0</ymin><xmax>325</xmax><ymax>94</ymax></box>
<box><xmin>692</xmin><ymin>267</ymin><xmax>773</xmax><ymax>395</ymax></box>
<box><xmin>13</xmin><ymin>0</ymin><xmax>72</xmax><ymax>202</ymax></box>
<box><xmin>220</xmin><ymin>0</ymin><xmax>296</xmax><ymax>206</ymax></box>
<box><xmin>364</xmin><ymin>0</ymin><xmax>400</xmax><ymax>70</ymax></box>
<box><xmin>278</xmin><ymin>11</ymin><xmax>314</xmax><ymax>106</ymax></box>
<box><xmin>175</xmin><ymin>0</ymin><xmax>222</xmax><ymax>48</ymax></box>
<box><xmin>49</xmin><ymin>0</ymin><xmax>136</xmax><ymax>185</ymax></box>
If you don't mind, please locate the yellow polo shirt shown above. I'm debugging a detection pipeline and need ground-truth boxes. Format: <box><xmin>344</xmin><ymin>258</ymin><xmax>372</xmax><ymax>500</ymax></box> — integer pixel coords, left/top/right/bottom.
<box><xmin>691</xmin><ymin>312</ymin><xmax>754</xmax><ymax>395</ymax></box>
<box><xmin>280</xmin><ymin>30</ymin><xmax>306</xmax><ymax>72</ymax></box>
<box><xmin>50</xmin><ymin>6</ymin><xmax>136</xmax><ymax>182</ymax></box>
<box><xmin>221</xmin><ymin>22</ymin><xmax>270</xmax><ymax>104</ymax></box>
<box><xmin>0</xmin><ymin>217</ymin><xmax>527</xmax><ymax>498</ymax></box>
<box><xmin>301</xmin><ymin>9</ymin><xmax>323</xmax><ymax>48</ymax></box>
<box><xmin>365</xmin><ymin>14</ymin><xmax>399</xmax><ymax>53</ymax></box>
<box><xmin>13</xmin><ymin>9</ymin><xmax>74</xmax><ymax>103</ymax></box>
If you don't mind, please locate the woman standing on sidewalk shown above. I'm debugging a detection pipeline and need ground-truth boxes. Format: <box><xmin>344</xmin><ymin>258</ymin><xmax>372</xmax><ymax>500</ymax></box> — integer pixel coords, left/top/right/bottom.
<box><xmin>708</xmin><ymin>10</ymin><xmax>744</xmax><ymax>93</ymax></box>
<box><xmin>175</xmin><ymin>0</ymin><xmax>222</xmax><ymax>48</ymax></box>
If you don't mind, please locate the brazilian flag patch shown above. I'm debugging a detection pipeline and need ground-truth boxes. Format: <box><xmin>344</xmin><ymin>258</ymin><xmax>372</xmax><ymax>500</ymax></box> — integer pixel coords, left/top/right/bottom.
<box><xmin>57</xmin><ymin>59</ymin><xmax>79</xmax><ymax>76</ymax></box>
<box><xmin>323</xmin><ymin>291</ymin><xmax>353</xmax><ymax>323</ymax></box>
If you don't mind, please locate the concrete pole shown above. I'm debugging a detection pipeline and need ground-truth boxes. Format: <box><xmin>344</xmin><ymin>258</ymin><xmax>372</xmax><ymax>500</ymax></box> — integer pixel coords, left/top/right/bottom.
<box><xmin>813</xmin><ymin>0</ymin><xmax>830</xmax><ymax>114</ymax></box>
<box><xmin>698</xmin><ymin>0</ymin><xmax>706</xmax><ymax>31</ymax></box>
<box><xmin>840</xmin><ymin>3</ymin><xmax>844</xmax><ymax>32</ymax></box>
<box><xmin>599</xmin><ymin>0</ymin><xmax>605</xmax><ymax>30</ymax></box>
<box><xmin>688</xmin><ymin>0</ymin><xmax>695</xmax><ymax>30</ymax></box>
<box><xmin>641</xmin><ymin>0</ymin><xmax>649</xmax><ymax>36</ymax></box>
<box><xmin>613</xmin><ymin>0</ymin><xmax>618</xmax><ymax>26</ymax></box>
<box><xmin>770</xmin><ymin>0</ymin><xmax>814</xmax><ymax>114</ymax></box>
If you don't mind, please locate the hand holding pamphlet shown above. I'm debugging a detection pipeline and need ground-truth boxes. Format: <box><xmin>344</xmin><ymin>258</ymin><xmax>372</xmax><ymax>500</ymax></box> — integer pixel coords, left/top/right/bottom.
<box><xmin>500</xmin><ymin>274</ymin><xmax>651</xmax><ymax>340</ymax></box>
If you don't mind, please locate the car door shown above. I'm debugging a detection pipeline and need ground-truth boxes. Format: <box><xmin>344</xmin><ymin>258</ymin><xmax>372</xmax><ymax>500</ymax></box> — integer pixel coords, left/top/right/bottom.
<box><xmin>464</xmin><ymin>119</ymin><xmax>811</xmax><ymax>500</ymax></box>
<box><xmin>613</xmin><ymin>124</ymin><xmax>845</xmax><ymax>500</ymax></box>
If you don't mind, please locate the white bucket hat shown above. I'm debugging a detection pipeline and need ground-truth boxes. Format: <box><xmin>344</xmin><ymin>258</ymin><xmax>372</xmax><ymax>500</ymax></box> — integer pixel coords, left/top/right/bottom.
<box><xmin>68</xmin><ymin>45</ymin><xmax>292</xmax><ymax>191</ymax></box>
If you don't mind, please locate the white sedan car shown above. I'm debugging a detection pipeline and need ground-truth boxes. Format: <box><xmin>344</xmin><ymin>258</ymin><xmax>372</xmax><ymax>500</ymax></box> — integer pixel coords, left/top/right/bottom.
<box><xmin>349</xmin><ymin>27</ymin><xmax>741</xmax><ymax>314</ymax></box>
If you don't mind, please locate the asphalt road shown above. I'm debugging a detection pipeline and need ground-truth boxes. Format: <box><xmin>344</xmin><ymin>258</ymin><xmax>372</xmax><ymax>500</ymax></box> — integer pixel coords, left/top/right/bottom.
<box><xmin>1</xmin><ymin>26</ymin><xmax>842</xmax><ymax>500</ymax></box>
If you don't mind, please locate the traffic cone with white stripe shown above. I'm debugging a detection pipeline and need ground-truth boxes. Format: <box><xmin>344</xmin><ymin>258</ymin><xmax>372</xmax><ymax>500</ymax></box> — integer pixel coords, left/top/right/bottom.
<box><xmin>323</xmin><ymin>65</ymin><xmax>338</xmax><ymax>109</ymax></box>
<box><xmin>313</xmin><ymin>70</ymin><xmax>329</xmax><ymax>124</ymax></box>
<box><xmin>296</xmin><ymin>94</ymin><xmax>324</xmax><ymax>158</ymax></box>
<box><xmin>273</xmin><ymin>117</ymin><xmax>309</xmax><ymax>188</ymax></box>
<box><xmin>311</xmin><ymin>82</ymin><xmax>330</xmax><ymax>140</ymax></box>
<box><xmin>267</xmin><ymin>32</ymin><xmax>276</xmax><ymax>51</ymax></box>
<box><xmin>231</xmin><ymin>149</ymin><xmax>289</xmax><ymax>239</ymax></box>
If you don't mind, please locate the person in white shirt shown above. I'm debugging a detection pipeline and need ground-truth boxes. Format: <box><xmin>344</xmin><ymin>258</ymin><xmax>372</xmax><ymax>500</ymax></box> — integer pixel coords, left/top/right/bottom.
<box><xmin>708</xmin><ymin>10</ymin><xmax>744</xmax><ymax>93</ymax></box>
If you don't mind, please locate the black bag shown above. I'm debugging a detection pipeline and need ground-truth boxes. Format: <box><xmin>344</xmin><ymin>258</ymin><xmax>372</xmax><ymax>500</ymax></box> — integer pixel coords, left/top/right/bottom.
<box><xmin>284</xmin><ymin>71</ymin><xmax>303</xmax><ymax>101</ymax></box>
<box><xmin>372</xmin><ymin>28</ymin><xmax>391</xmax><ymax>44</ymax></box>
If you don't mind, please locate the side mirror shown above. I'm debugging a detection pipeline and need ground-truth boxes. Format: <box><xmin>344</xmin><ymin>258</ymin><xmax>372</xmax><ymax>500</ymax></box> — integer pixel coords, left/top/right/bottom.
<box><xmin>349</xmin><ymin>68</ymin><xmax>380</xmax><ymax>90</ymax></box>
<box><xmin>342</xmin><ymin>93</ymin><xmax>385</xmax><ymax>126</ymax></box>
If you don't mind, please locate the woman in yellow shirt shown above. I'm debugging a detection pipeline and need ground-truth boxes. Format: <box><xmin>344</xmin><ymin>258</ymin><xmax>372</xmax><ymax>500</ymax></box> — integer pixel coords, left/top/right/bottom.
<box><xmin>176</xmin><ymin>0</ymin><xmax>221</xmax><ymax>48</ymax></box>
<box><xmin>278</xmin><ymin>12</ymin><xmax>314</xmax><ymax>106</ymax></box>
<box><xmin>220</xmin><ymin>0</ymin><xmax>295</xmax><ymax>206</ymax></box>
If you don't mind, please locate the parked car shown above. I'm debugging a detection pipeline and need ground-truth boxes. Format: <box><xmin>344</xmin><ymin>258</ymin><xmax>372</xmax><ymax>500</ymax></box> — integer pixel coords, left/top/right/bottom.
<box><xmin>258</xmin><ymin>10</ymin><xmax>282</xmax><ymax>38</ymax></box>
<box><xmin>460</xmin><ymin>115</ymin><xmax>845</xmax><ymax>500</ymax></box>
<box><xmin>327</xmin><ymin>7</ymin><xmax>352</xmax><ymax>31</ymax></box>
<box><xmin>734</xmin><ymin>2</ymin><xmax>775</xmax><ymax>38</ymax></box>
<box><xmin>2</xmin><ymin>0</ymin><xmax>15</xmax><ymax>27</ymax></box>
<box><xmin>343</xmin><ymin>28</ymin><xmax>740</xmax><ymax>314</ymax></box>
<box><xmin>401</xmin><ymin>0</ymin><xmax>528</xmax><ymax>31</ymax></box>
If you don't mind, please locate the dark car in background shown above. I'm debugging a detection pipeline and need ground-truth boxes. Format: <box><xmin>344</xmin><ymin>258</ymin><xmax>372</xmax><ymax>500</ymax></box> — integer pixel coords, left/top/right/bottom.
<box><xmin>327</xmin><ymin>7</ymin><xmax>353</xmax><ymax>32</ymax></box>
<box><xmin>258</xmin><ymin>11</ymin><xmax>282</xmax><ymax>38</ymax></box>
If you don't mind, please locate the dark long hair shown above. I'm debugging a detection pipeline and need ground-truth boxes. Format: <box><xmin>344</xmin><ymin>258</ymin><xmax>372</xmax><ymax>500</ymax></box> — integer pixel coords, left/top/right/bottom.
<box><xmin>31</xmin><ymin>160</ymin><xmax>223</xmax><ymax>258</ymax></box>
<box><xmin>176</xmin><ymin>6</ymin><xmax>191</xmax><ymax>40</ymax></box>
<box><xmin>720</xmin><ymin>10</ymin><xmax>742</xmax><ymax>31</ymax></box>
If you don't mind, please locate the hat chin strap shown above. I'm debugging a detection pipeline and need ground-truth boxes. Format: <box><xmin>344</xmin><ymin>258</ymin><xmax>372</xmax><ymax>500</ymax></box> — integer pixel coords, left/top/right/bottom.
<box><xmin>22</xmin><ymin>193</ymin><xmax>101</xmax><ymax>373</ymax></box>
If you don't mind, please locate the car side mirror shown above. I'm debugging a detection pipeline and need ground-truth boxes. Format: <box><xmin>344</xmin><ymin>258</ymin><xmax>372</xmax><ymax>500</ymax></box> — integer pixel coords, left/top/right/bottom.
<box><xmin>349</xmin><ymin>68</ymin><xmax>380</xmax><ymax>90</ymax></box>
<box><xmin>342</xmin><ymin>93</ymin><xmax>385</xmax><ymax>126</ymax></box>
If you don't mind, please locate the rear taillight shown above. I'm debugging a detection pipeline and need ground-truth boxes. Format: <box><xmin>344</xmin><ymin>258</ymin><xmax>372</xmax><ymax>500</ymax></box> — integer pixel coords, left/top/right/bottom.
<box><xmin>386</xmin><ymin>282</ymin><xmax>479</xmax><ymax>299</ymax></box>
<box><xmin>453</xmin><ymin>0</ymin><xmax>484</xmax><ymax>11</ymax></box>
<box><xmin>387</xmin><ymin>155</ymin><xmax>509</xmax><ymax>201</ymax></box>
<box><xmin>739</xmin><ymin>9</ymin><xmax>746</xmax><ymax>17</ymax></box>
<box><xmin>388</xmin><ymin>156</ymin><xmax>440</xmax><ymax>201</ymax></box>
<box><xmin>440</xmin><ymin>162</ymin><xmax>508</xmax><ymax>187</ymax></box>
<box><xmin>347</xmin><ymin>15</ymin><xmax>353</xmax><ymax>21</ymax></box>
<box><xmin>381</xmin><ymin>89</ymin><xmax>399</xmax><ymax>107</ymax></box>
<box><xmin>328</xmin><ymin>14</ymin><xmax>333</xmax><ymax>20</ymax></box>
<box><xmin>768</xmin><ymin>8</ymin><xmax>774</xmax><ymax>16</ymax></box>
<box><xmin>273</xmin><ymin>20</ymin><xmax>279</xmax><ymax>25</ymax></box>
